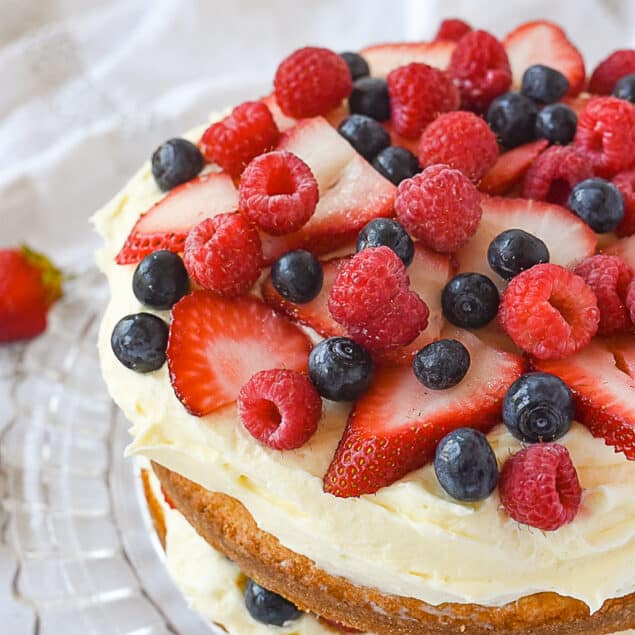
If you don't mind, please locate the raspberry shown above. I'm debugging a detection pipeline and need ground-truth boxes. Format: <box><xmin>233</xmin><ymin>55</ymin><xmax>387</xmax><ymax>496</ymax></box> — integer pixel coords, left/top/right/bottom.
<box><xmin>627</xmin><ymin>279</ymin><xmax>635</xmax><ymax>325</ymax></box>
<box><xmin>499</xmin><ymin>263</ymin><xmax>600</xmax><ymax>360</ymax></box>
<box><xmin>394</xmin><ymin>165</ymin><xmax>482</xmax><ymax>253</ymax></box>
<box><xmin>328</xmin><ymin>247</ymin><xmax>429</xmax><ymax>352</ymax></box>
<box><xmin>183</xmin><ymin>213</ymin><xmax>262</xmax><ymax>297</ymax></box>
<box><xmin>574</xmin><ymin>255</ymin><xmax>633</xmax><ymax>335</ymax></box>
<box><xmin>274</xmin><ymin>47</ymin><xmax>352</xmax><ymax>118</ymax></box>
<box><xmin>434</xmin><ymin>18</ymin><xmax>472</xmax><ymax>42</ymax></box>
<box><xmin>386</xmin><ymin>63</ymin><xmax>459</xmax><ymax>139</ymax></box>
<box><xmin>573</xmin><ymin>96</ymin><xmax>635</xmax><ymax>178</ymax></box>
<box><xmin>522</xmin><ymin>145</ymin><xmax>593</xmax><ymax>205</ymax></box>
<box><xmin>237</xmin><ymin>369</ymin><xmax>322</xmax><ymax>450</ymax></box>
<box><xmin>589</xmin><ymin>50</ymin><xmax>635</xmax><ymax>94</ymax></box>
<box><xmin>612</xmin><ymin>170</ymin><xmax>635</xmax><ymax>236</ymax></box>
<box><xmin>418</xmin><ymin>111</ymin><xmax>499</xmax><ymax>182</ymax></box>
<box><xmin>239</xmin><ymin>151</ymin><xmax>318</xmax><ymax>235</ymax></box>
<box><xmin>499</xmin><ymin>443</ymin><xmax>582</xmax><ymax>531</ymax></box>
<box><xmin>448</xmin><ymin>30</ymin><xmax>512</xmax><ymax>112</ymax></box>
<box><xmin>199</xmin><ymin>102</ymin><xmax>279</xmax><ymax>178</ymax></box>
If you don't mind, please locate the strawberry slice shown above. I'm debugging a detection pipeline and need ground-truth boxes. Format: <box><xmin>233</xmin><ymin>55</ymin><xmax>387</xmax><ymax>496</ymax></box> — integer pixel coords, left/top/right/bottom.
<box><xmin>561</xmin><ymin>94</ymin><xmax>595</xmax><ymax>117</ymax></box>
<box><xmin>261</xmin><ymin>94</ymin><xmax>348</xmax><ymax>132</ymax></box>
<box><xmin>532</xmin><ymin>336</ymin><xmax>635</xmax><ymax>459</ymax></box>
<box><xmin>167</xmin><ymin>291</ymin><xmax>312</xmax><ymax>416</ymax></box>
<box><xmin>360</xmin><ymin>41</ymin><xmax>456</xmax><ymax>78</ymax></box>
<box><xmin>503</xmin><ymin>21</ymin><xmax>585</xmax><ymax>96</ymax></box>
<box><xmin>116</xmin><ymin>172</ymin><xmax>238</xmax><ymax>265</ymax></box>
<box><xmin>323</xmin><ymin>328</ymin><xmax>524</xmax><ymax>497</ymax></box>
<box><xmin>606</xmin><ymin>236</ymin><xmax>635</xmax><ymax>271</ymax></box>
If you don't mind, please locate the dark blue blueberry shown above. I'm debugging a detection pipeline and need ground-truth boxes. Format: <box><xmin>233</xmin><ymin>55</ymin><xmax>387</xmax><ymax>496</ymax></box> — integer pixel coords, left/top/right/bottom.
<box><xmin>434</xmin><ymin>428</ymin><xmax>498</xmax><ymax>502</ymax></box>
<box><xmin>337</xmin><ymin>114</ymin><xmax>391</xmax><ymax>161</ymax></box>
<box><xmin>502</xmin><ymin>372</ymin><xmax>574</xmax><ymax>443</ymax></box>
<box><xmin>486</xmin><ymin>92</ymin><xmax>538</xmax><ymax>148</ymax></box>
<box><xmin>357</xmin><ymin>218</ymin><xmax>414</xmax><ymax>266</ymax></box>
<box><xmin>111</xmin><ymin>313</ymin><xmax>168</xmax><ymax>372</ymax></box>
<box><xmin>567</xmin><ymin>178</ymin><xmax>625</xmax><ymax>233</ymax></box>
<box><xmin>132</xmin><ymin>250</ymin><xmax>190</xmax><ymax>310</ymax></box>
<box><xmin>309</xmin><ymin>337</ymin><xmax>373</xmax><ymax>401</ymax></box>
<box><xmin>244</xmin><ymin>580</ymin><xmax>302</xmax><ymax>627</ymax></box>
<box><xmin>613</xmin><ymin>73</ymin><xmax>635</xmax><ymax>104</ymax></box>
<box><xmin>151</xmin><ymin>138</ymin><xmax>203</xmax><ymax>191</ymax></box>
<box><xmin>371</xmin><ymin>146</ymin><xmax>421</xmax><ymax>185</ymax></box>
<box><xmin>413</xmin><ymin>339</ymin><xmax>470</xmax><ymax>390</ymax></box>
<box><xmin>521</xmin><ymin>64</ymin><xmax>569</xmax><ymax>104</ymax></box>
<box><xmin>535</xmin><ymin>103</ymin><xmax>578</xmax><ymax>145</ymax></box>
<box><xmin>339</xmin><ymin>51</ymin><xmax>370</xmax><ymax>81</ymax></box>
<box><xmin>271</xmin><ymin>250</ymin><xmax>323</xmax><ymax>304</ymax></box>
<box><xmin>349</xmin><ymin>77</ymin><xmax>390</xmax><ymax>121</ymax></box>
<box><xmin>487</xmin><ymin>229</ymin><xmax>550</xmax><ymax>281</ymax></box>
<box><xmin>441</xmin><ymin>273</ymin><xmax>500</xmax><ymax>329</ymax></box>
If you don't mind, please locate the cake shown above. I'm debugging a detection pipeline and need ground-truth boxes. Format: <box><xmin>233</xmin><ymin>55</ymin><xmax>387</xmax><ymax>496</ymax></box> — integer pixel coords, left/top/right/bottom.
<box><xmin>95</xmin><ymin>16</ymin><xmax>635</xmax><ymax>635</ymax></box>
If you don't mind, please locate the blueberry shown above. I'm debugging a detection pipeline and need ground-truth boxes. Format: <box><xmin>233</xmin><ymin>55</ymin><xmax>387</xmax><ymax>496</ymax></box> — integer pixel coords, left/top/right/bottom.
<box><xmin>613</xmin><ymin>73</ymin><xmax>635</xmax><ymax>103</ymax></box>
<box><xmin>357</xmin><ymin>218</ymin><xmax>414</xmax><ymax>266</ymax></box>
<box><xmin>309</xmin><ymin>337</ymin><xmax>373</xmax><ymax>401</ymax></box>
<box><xmin>111</xmin><ymin>313</ymin><xmax>168</xmax><ymax>372</ymax></box>
<box><xmin>487</xmin><ymin>229</ymin><xmax>550</xmax><ymax>280</ymax></box>
<box><xmin>535</xmin><ymin>103</ymin><xmax>577</xmax><ymax>145</ymax></box>
<box><xmin>371</xmin><ymin>146</ymin><xmax>421</xmax><ymax>185</ymax></box>
<box><xmin>434</xmin><ymin>428</ymin><xmax>498</xmax><ymax>502</ymax></box>
<box><xmin>521</xmin><ymin>64</ymin><xmax>569</xmax><ymax>104</ymax></box>
<box><xmin>567</xmin><ymin>178</ymin><xmax>625</xmax><ymax>233</ymax></box>
<box><xmin>487</xmin><ymin>92</ymin><xmax>538</xmax><ymax>148</ymax></box>
<box><xmin>339</xmin><ymin>51</ymin><xmax>370</xmax><ymax>81</ymax></box>
<box><xmin>337</xmin><ymin>114</ymin><xmax>391</xmax><ymax>161</ymax></box>
<box><xmin>132</xmin><ymin>250</ymin><xmax>190</xmax><ymax>310</ymax></box>
<box><xmin>502</xmin><ymin>372</ymin><xmax>574</xmax><ymax>443</ymax></box>
<box><xmin>441</xmin><ymin>273</ymin><xmax>500</xmax><ymax>329</ymax></box>
<box><xmin>271</xmin><ymin>250</ymin><xmax>323</xmax><ymax>303</ymax></box>
<box><xmin>413</xmin><ymin>339</ymin><xmax>470</xmax><ymax>390</ymax></box>
<box><xmin>349</xmin><ymin>77</ymin><xmax>390</xmax><ymax>121</ymax></box>
<box><xmin>151</xmin><ymin>138</ymin><xmax>204</xmax><ymax>191</ymax></box>
<box><xmin>244</xmin><ymin>580</ymin><xmax>302</xmax><ymax>626</ymax></box>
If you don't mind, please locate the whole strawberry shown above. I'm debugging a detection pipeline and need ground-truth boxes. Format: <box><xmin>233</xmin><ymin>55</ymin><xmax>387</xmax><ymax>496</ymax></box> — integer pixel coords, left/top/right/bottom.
<box><xmin>0</xmin><ymin>246</ymin><xmax>62</xmax><ymax>342</ymax></box>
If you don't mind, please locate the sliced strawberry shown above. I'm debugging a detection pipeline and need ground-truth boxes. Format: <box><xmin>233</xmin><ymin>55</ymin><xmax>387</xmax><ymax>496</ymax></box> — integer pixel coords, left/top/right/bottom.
<box><xmin>261</xmin><ymin>94</ymin><xmax>348</xmax><ymax>132</ymax></box>
<box><xmin>479</xmin><ymin>139</ymin><xmax>548</xmax><ymax>195</ymax></box>
<box><xmin>503</xmin><ymin>21</ymin><xmax>585</xmax><ymax>96</ymax></box>
<box><xmin>532</xmin><ymin>336</ymin><xmax>635</xmax><ymax>459</ymax></box>
<box><xmin>167</xmin><ymin>291</ymin><xmax>312</xmax><ymax>416</ymax></box>
<box><xmin>116</xmin><ymin>173</ymin><xmax>239</xmax><ymax>265</ymax></box>
<box><xmin>561</xmin><ymin>94</ymin><xmax>595</xmax><ymax>117</ymax></box>
<box><xmin>360</xmin><ymin>41</ymin><xmax>456</xmax><ymax>78</ymax></box>
<box><xmin>606</xmin><ymin>236</ymin><xmax>635</xmax><ymax>271</ymax></box>
<box><xmin>323</xmin><ymin>328</ymin><xmax>524</xmax><ymax>497</ymax></box>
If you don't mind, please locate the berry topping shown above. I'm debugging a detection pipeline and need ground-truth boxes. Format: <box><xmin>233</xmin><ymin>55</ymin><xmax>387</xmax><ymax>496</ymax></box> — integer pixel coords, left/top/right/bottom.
<box><xmin>274</xmin><ymin>47</ymin><xmax>352</xmax><ymax>118</ymax></box>
<box><xmin>486</xmin><ymin>92</ymin><xmax>538</xmax><ymax>148</ymax></box>
<box><xmin>628</xmin><ymin>281</ymin><xmax>635</xmax><ymax>325</ymax></box>
<box><xmin>132</xmin><ymin>250</ymin><xmax>189</xmax><ymax>310</ymax></box>
<box><xmin>340</xmin><ymin>51</ymin><xmax>369</xmax><ymax>81</ymax></box>
<box><xmin>360</xmin><ymin>41</ymin><xmax>456</xmax><ymax>79</ymax></box>
<box><xmin>499</xmin><ymin>263</ymin><xmax>600</xmax><ymax>360</ymax></box>
<box><xmin>413</xmin><ymin>339</ymin><xmax>471</xmax><ymax>390</ymax></box>
<box><xmin>271</xmin><ymin>250</ymin><xmax>323</xmax><ymax>304</ymax></box>
<box><xmin>356</xmin><ymin>218</ymin><xmax>414</xmax><ymax>267</ymax></box>
<box><xmin>613</xmin><ymin>73</ymin><xmax>635</xmax><ymax>103</ymax></box>
<box><xmin>441</xmin><ymin>273</ymin><xmax>500</xmax><ymax>329</ymax></box>
<box><xmin>487</xmin><ymin>229</ymin><xmax>549</xmax><ymax>281</ymax></box>
<box><xmin>337</xmin><ymin>114</ymin><xmax>391</xmax><ymax>161</ymax></box>
<box><xmin>521</xmin><ymin>64</ymin><xmax>569</xmax><ymax>104</ymax></box>
<box><xmin>239</xmin><ymin>151</ymin><xmax>318</xmax><ymax>235</ymax></box>
<box><xmin>502</xmin><ymin>372</ymin><xmax>574</xmax><ymax>443</ymax></box>
<box><xmin>328</xmin><ymin>247</ymin><xmax>428</xmax><ymax>352</ymax></box>
<box><xmin>372</xmin><ymin>145</ymin><xmax>420</xmax><ymax>185</ymax></box>
<box><xmin>567</xmin><ymin>177</ymin><xmax>625</xmax><ymax>233</ymax></box>
<box><xmin>308</xmin><ymin>337</ymin><xmax>373</xmax><ymax>401</ymax></box>
<box><xmin>499</xmin><ymin>443</ymin><xmax>581</xmax><ymax>531</ymax></box>
<box><xmin>434</xmin><ymin>428</ymin><xmax>498</xmax><ymax>501</ymax></box>
<box><xmin>151</xmin><ymin>138</ymin><xmax>204</xmax><ymax>191</ymax></box>
<box><xmin>183</xmin><ymin>213</ymin><xmax>262</xmax><ymax>297</ymax></box>
<box><xmin>167</xmin><ymin>292</ymin><xmax>311</xmax><ymax>416</ymax></box>
<box><xmin>110</xmin><ymin>313</ymin><xmax>168</xmax><ymax>373</ymax></box>
<box><xmin>612</xmin><ymin>169</ymin><xmax>635</xmax><ymax>236</ymax></box>
<box><xmin>395</xmin><ymin>165</ymin><xmax>482</xmax><ymax>253</ymax></box>
<box><xmin>535</xmin><ymin>103</ymin><xmax>578</xmax><ymax>146</ymax></box>
<box><xmin>386</xmin><ymin>62</ymin><xmax>459</xmax><ymax>138</ymax></box>
<box><xmin>434</xmin><ymin>18</ymin><xmax>472</xmax><ymax>42</ymax></box>
<box><xmin>244</xmin><ymin>580</ymin><xmax>302</xmax><ymax>626</ymax></box>
<box><xmin>199</xmin><ymin>101</ymin><xmax>279</xmax><ymax>178</ymax></box>
<box><xmin>348</xmin><ymin>77</ymin><xmax>390</xmax><ymax>121</ymax></box>
<box><xmin>589</xmin><ymin>50</ymin><xmax>635</xmax><ymax>95</ymax></box>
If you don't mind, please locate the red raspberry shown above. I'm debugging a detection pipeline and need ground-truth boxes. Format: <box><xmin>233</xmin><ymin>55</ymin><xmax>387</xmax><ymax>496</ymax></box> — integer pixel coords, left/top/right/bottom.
<box><xmin>274</xmin><ymin>47</ymin><xmax>352</xmax><ymax>118</ymax></box>
<box><xmin>183</xmin><ymin>213</ymin><xmax>262</xmax><ymax>297</ymax></box>
<box><xmin>434</xmin><ymin>18</ymin><xmax>472</xmax><ymax>42</ymax></box>
<box><xmin>394</xmin><ymin>165</ymin><xmax>482</xmax><ymax>252</ymax></box>
<box><xmin>499</xmin><ymin>443</ymin><xmax>582</xmax><ymax>532</ymax></box>
<box><xmin>199</xmin><ymin>102</ymin><xmax>279</xmax><ymax>178</ymax></box>
<box><xmin>522</xmin><ymin>145</ymin><xmax>593</xmax><ymax>205</ymax></box>
<box><xmin>612</xmin><ymin>170</ymin><xmax>635</xmax><ymax>237</ymax></box>
<box><xmin>589</xmin><ymin>50</ymin><xmax>635</xmax><ymax>94</ymax></box>
<box><xmin>573</xmin><ymin>97</ymin><xmax>635</xmax><ymax>178</ymax></box>
<box><xmin>328</xmin><ymin>247</ymin><xmax>429</xmax><ymax>352</ymax></box>
<box><xmin>448</xmin><ymin>30</ymin><xmax>512</xmax><ymax>112</ymax></box>
<box><xmin>239</xmin><ymin>151</ymin><xmax>318</xmax><ymax>235</ymax></box>
<box><xmin>499</xmin><ymin>264</ymin><xmax>600</xmax><ymax>360</ymax></box>
<box><xmin>627</xmin><ymin>279</ymin><xmax>635</xmax><ymax>325</ymax></box>
<box><xmin>238</xmin><ymin>369</ymin><xmax>322</xmax><ymax>450</ymax></box>
<box><xmin>574</xmin><ymin>255</ymin><xmax>633</xmax><ymax>335</ymax></box>
<box><xmin>386</xmin><ymin>63</ymin><xmax>459</xmax><ymax>139</ymax></box>
<box><xmin>418</xmin><ymin>111</ymin><xmax>499</xmax><ymax>182</ymax></box>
